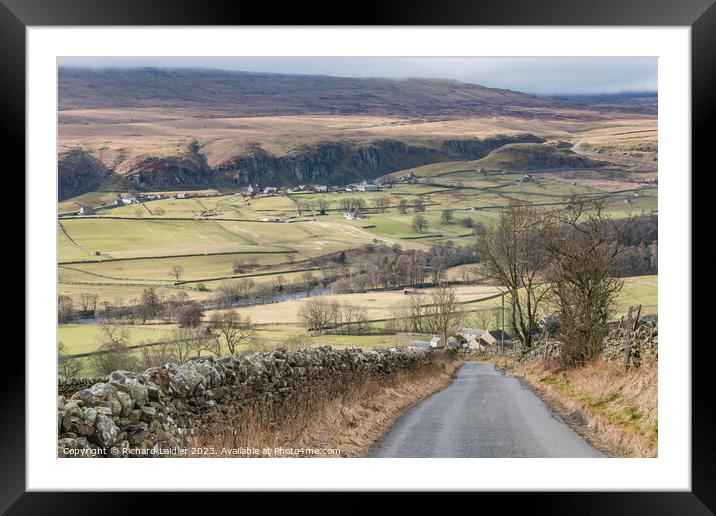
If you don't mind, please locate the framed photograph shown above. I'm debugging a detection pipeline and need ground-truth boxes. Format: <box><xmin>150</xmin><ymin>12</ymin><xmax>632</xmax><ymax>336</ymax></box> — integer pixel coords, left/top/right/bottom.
<box><xmin>9</xmin><ymin>0</ymin><xmax>713</xmax><ymax>511</ymax></box>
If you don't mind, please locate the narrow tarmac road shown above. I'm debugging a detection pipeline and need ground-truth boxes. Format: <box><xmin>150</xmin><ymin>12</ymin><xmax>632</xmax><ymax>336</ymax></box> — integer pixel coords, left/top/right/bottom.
<box><xmin>370</xmin><ymin>361</ymin><xmax>604</xmax><ymax>458</ymax></box>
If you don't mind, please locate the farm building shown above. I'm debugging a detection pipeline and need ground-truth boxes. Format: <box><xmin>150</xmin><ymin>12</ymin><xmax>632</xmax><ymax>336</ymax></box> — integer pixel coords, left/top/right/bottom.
<box><xmin>446</xmin><ymin>336</ymin><xmax>460</xmax><ymax>350</ymax></box>
<box><xmin>407</xmin><ymin>340</ymin><xmax>431</xmax><ymax>351</ymax></box>
<box><xmin>78</xmin><ymin>205</ymin><xmax>94</xmax><ymax>215</ymax></box>
<box><xmin>458</xmin><ymin>328</ymin><xmax>515</xmax><ymax>351</ymax></box>
<box><xmin>245</xmin><ymin>185</ymin><xmax>257</xmax><ymax>196</ymax></box>
<box><xmin>489</xmin><ymin>329</ymin><xmax>516</xmax><ymax>348</ymax></box>
<box><xmin>430</xmin><ymin>335</ymin><xmax>444</xmax><ymax>348</ymax></box>
<box><xmin>175</xmin><ymin>192</ymin><xmax>188</xmax><ymax>199</ymax></box>
<box><xmin>459</xmin><ymin>328</ymin><xmax>493</xmax><ymax>350</ymax></box>
<box><xmin>403</xmin><ymin>287</ymin><xmax>417</xmax><ymax>295</ymax></box>
<box><xmin>313</xmin><ymin>185</ymin><xmax>328</xmax><ymax>192</ymax></box>
<box><xmin>263</xmin><ymin>186</ymin><xmax>279</xmax><ymax>195</ymax></box>
<box><xmin>522</xmin><ymin>174</ymin><xmax>534</xmax><ymax>182</ymax></box>
<box><xmin>261</xmin><ymin>217</ymin><xmax>283</xmax><ymax>223</ymax></box>
<box><xmin>343</xmin><ymin>211</ymin><xmax>364</xmax><ymax>220</ymax></box>
<box><xmin>356</xmin><ymin>183</ymin><xmax>379</xmax><ymax>192</ymax></box>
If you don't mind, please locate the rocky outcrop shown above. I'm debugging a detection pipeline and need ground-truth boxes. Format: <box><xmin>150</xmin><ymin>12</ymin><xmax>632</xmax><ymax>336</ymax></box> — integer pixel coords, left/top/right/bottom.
<box><xmin>440</xmin><ymin>134</ymin><xmax>545</xmax><ymax>158</ymax></box>
<box><xmin>60</xmin><ymin>133</ymin><xmax>555</xmax><ymax>194</ymax></box>
<box><xmin>57</xmin><ymin>346</ymin><xmax>450</xmax><ymax>457</ymax></box>
<box><xmin>212</xmin><ymin>139</ymin><xmax>448</xmax><ymax>188</ymax></box>
<box><xmin>123</xmin><ymin>155</ymin><xmax>212</xmax><ymax>190</ymax></box>
<box><xmin>58</xmin><ymin>149</ymin><xmax>112</xmax><ymax>200</ymax></box>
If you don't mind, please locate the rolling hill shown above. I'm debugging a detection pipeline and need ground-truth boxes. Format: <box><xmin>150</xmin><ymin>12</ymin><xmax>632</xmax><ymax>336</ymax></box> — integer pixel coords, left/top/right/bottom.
<box><xmin>58</xmin><ymin>68</ymin><xmax>657</xmax><ymax>199</ymax></box>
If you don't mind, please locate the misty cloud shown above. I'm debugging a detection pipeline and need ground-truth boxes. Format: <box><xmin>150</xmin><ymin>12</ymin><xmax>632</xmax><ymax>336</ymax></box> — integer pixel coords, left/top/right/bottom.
<box><xmin>57</xmin><ymin>56</ymin><xmax>657</xmax><ymax>96</ymax></box>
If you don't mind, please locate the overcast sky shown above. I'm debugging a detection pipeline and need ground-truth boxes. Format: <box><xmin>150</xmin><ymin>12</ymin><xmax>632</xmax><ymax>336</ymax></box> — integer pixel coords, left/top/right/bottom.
<box><xmin>58</xmin><ymin>57</ymin><xmax>657</xmax><ymax>95</ymax></box>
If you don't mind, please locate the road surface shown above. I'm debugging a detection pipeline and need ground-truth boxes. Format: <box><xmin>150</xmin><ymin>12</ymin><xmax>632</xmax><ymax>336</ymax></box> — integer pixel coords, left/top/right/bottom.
<box><xmin>370</xmin><ymin>361</ymin><xmax>604</xmax><ymax>458</ymax></box>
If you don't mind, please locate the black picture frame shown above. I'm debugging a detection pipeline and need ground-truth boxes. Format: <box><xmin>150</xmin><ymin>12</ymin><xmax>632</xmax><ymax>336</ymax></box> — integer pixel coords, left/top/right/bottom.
<box><xmin>6</xmin><ymin>0</ymin><xmax>713</xmax><ymax>512</ymax></box>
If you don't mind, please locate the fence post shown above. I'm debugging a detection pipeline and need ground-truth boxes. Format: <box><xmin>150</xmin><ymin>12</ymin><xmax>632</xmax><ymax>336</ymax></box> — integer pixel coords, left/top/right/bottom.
<box><xmin>624</xmin><ymin>306</ymin><xmax>633</xmax><ymax>369</ymax></box>
<box><xmin>633</xmin><ymin>304</ymin><xmax>642</xmax><ymax>331</ymax></box>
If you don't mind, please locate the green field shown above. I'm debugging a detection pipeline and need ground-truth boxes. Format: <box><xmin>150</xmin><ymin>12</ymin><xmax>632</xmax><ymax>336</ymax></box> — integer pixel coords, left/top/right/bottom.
<box><xmin>615</xmin><ymin>274</ymin><xmax>658</xmax><ymax>317</ymax></box>
<box><xmin>58</xmin><ymin>164</ymin><xmax>657</xmax><ymax>375</ymax></box>
<box><xmin>59</xmin><ymin>323</ymin><xmax>181</xmax><ymax>355</ymax></box>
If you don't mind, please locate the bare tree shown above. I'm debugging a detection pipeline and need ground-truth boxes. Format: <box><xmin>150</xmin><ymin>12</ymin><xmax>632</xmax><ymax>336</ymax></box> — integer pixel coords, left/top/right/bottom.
<box><xmin>412</xmin><ymin>215</ymin><xmax>429</xmax><ymax>233</ymax></box>
<box><xmin>89</xmin><ymin>325</ymin><xmax>137</xmax><ymax>375</ymax></box>
<box><xmin>339</xmin><ymin>303</ymin><xmax>369</xmax><ymax>334</ymax></box>
<box><xmin>273</xmin><ymin>275</ymin><xmax>287</xmax><ymax>293</ymax></box>
<box><xmin>170</xmin><ymin>327</ymin><xmax>200</xmax><ymax>364</ymax></box>
<box><xmin>58</xmin><ymin>342</ymin><xmax>81</xmax><ymax>378</ymax></box>
<box><xmin>298</xmin><ymin>299</ymin><xmax>339</xmax><ymax>334</ymax></box>
<box><xmin>423</xmin><ymin>285</ymin><xmax>465</xmax><ymax>345</ymax></box>
<box><xmin>177</xmin><ymin>302</ymin><xmax>204</xmax><ymax>327</ymax></box>
<box><xmin>192</xmin><ymin>327</ymin><xmax>222</xmax><ymax>357</ymax></box>
<box><xmin>77</xmin><ymin>292</ymin><xmax>99</xmax><ymax>313</ymax></box>
<box><xmin>209</xmin><ymin>310</ymin><xmax>257</xmax><ymax>355</ymax></box>
<box><xmin>472</xmin><ymin>309</ymin><xmax>499</xmax><ymax>332</ymax></box>
<box><xmin>476</xmin><ymin>201</ymin><xmax>552</xmax><ymax>349</ymax></box>
<box><xmin>216</xmin><ymin>279</ymin><xmax>241</xmax><ymax>304</ymax></box>
<box><xmin>441</xmin><ymin>209</ymin><xmax>454</xmax><ymax>224</ymax></box>
<box><xmin>339</xmin><ymin>197</ymin><xmax>367</xmax><ymax>214</ymax></box>
<box><xmin>58</xmin><ymin>295</ymin><xmax>75</xmax><ymax>323</ymax></box>
<box><xmin>140</xmin><ymin>340</ymin><xmax>177</xmax><ymax>369</ymax></box>
<box><xmin>398</xmin><ymin>199</ymin><xmax>408</xmax><ymax>214</ymax></box>
<box><xmin>414</xmin><ymin>198</ymin><xmax>426</xmax><ymax>212</ymax></box>
<box><xmin>543</xmin><ymin>199</ymin><xmax>630</xmax><ymax>366</ymax></box>
<box><xmin>302</xmin><ymin>271</ymin><xmax>317</xmax><ymax>288</ymax></box>
<box><xmin>408</xmin><ymin>292</ymin><xmax>428</xmax><ymax>333</ymax></box>
<box><xmin>169</xmin><ymin>264</ymin><xmax>185</xmax><ymax>282</ymax></box>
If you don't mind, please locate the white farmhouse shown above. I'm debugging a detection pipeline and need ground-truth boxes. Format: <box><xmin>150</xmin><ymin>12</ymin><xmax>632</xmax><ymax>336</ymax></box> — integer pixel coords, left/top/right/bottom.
<box><xmin>430</xmin><ymin>335</ymin><xmax>445</xmax><ymax>348</ymax></box>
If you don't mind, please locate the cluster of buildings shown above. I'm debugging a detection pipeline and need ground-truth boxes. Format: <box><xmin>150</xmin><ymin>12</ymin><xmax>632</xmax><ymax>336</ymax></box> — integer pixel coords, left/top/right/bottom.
<box><xmin>245</xmin><ymin>180</ymin><xmax>390</xmax><ymax>197</ymax></box>
<box><xmin>78</xmin><ymin>192</ymin><xmax>171</xmax><ymax>215</ymax></box>
<box><xmin>245</xmin><ymin>184</ymin><xmax>280</xmax><ymax>196</ymax></box>
<box><xmin>407</xmin><ymin>335</ymin><xmax>457</xmax><ymax>351</ymax></box>
<box><xmin>515</xmin><ymin>174</ymin><xmax>534</xmax><ymax>184</ymax></box>
<box><xmin>400</xmin><ymin>170</ymin><xmax>418</xmax><ymax>182</ymax></box>
<box><xmin>246</xmin><ymin>184</ymin><xmax>334</xmax><ymax>196</ymax></box>
<box><xmin>345</xmin><ymin>180</ymin><xmax>380</xmax><ymax>192</ymax></box>
<box><xmin>407</xmin><ymin>327</ymin><xmax>516</xmax><ymax>353</ymax></box>
<box><xmin>115</xmin><ymin>193</ymin><xmax>166</xmax><ymax>205</ymax></box>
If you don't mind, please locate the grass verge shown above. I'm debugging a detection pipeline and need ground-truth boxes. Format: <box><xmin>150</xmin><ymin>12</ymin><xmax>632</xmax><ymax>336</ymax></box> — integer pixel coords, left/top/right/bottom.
<box><xmin>511</xmin><ymin>358</ymin><xmax>657</xmax><ymax>457</ymax></box>
<box><xmin>191</xmin><ymin>355</ymin><xmax>462</xmax><ymax>457</ymax></box>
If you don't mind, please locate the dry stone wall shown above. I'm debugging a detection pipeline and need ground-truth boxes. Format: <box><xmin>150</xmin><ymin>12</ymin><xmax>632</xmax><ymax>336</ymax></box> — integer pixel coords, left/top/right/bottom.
<box><xmin>511</xmin><ymin>320</ymin><xmax>658</xmax><ymax>367</ymax></box>
<box><xmin>58</xmin><ymin>376</ymin><xmax>108</xmax><ymax>398</ymax></box>
<box><xmin>57</xmin><ymin>346</ymin><xmax>450</xmax><ymax>457</ymax></box>
<box><xmin>602</xmin><ymin>319</ymin><xmax>658</xmax><ymax>368</ymax></box>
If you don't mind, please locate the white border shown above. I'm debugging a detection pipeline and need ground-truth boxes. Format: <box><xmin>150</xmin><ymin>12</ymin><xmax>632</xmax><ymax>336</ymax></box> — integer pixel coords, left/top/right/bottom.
<box><xmin>27</xmin><ymin>27</ymin><xmax>690</xmax><ymax>491</ymax></box>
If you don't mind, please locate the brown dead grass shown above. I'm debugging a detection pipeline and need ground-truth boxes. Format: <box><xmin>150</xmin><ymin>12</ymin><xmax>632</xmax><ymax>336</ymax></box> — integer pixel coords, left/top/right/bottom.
<box><xmin>191</xmin><ymin>356</ymin><xmax>462</xmax><ymax>457</ymax></box>
<box><xmin>512</xmin><ymin>358</ymin><xmax>657</xmax><ymax>457</ymax></box>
